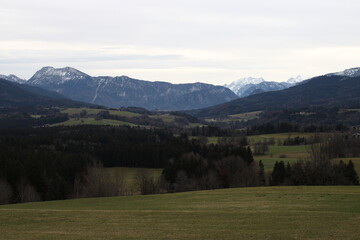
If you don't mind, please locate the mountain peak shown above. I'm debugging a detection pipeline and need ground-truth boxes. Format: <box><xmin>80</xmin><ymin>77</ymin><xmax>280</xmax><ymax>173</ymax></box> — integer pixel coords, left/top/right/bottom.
<box><xmin>29</xmin><ymin>66</ymin><xmax>90</xmax><ymax>85</ymax></box>
<box><xmin>287</xmin><ymin>75</ymin><xmax>303</xmax><ymax>84</ymax></box>
<box><xmin>234</xmin><ymin>77</ymin><xmax>265</xmax><ymax>85</ymax></box>
<box><xmin>330</xmin><ymin>67</ymin><xmax>360</xmax><ymax>78</ymax></box>
<box><xmin>225</xmin><ymin>77</ymin><xmax>265</xmax><ymax>93</ymax></box>
<box><xmin>0</xmin><ymin>74</ymin><xmax>26</xmax><ymax>83</ymax></box>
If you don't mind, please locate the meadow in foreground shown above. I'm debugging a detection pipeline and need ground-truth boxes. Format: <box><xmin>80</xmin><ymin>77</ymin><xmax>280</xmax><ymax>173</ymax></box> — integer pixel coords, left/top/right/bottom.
<box><xmin>1</xmin><ymin>186</ymin><xmax>359</xmax><ymax>240</ymax></box>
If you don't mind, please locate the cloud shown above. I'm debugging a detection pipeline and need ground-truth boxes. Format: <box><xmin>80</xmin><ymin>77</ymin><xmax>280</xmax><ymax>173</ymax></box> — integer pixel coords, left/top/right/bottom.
<box><xmin>0</xmin><ymin>0</ymin><xmax>360</xmax><ymax>83</ymax></box>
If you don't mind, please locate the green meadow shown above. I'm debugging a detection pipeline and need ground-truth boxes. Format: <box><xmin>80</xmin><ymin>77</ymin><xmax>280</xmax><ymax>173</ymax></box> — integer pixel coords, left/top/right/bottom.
<box><xmin>51</xmin><ymin>118</ymin><xmax>137</xmax><ymax>127</ymax></box>
<box><xmin>61</xmin><ymin>108</ymin><xmax>142</xmax><ymax>118</ymax></box>
<box><xmin>1</xmin><ymin>186</ymin><xmax>359</xmax><ymax>240</ymax></box>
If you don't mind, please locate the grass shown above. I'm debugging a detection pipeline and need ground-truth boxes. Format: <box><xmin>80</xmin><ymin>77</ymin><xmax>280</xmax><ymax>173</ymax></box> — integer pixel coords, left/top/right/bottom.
<box><xmin>249</xmin><ymin>133</ymin><xmax>314</xmax><ymax>171</ymax></box>
<box><xmin>30</xmin><ymin>114</ymin><xmax>43</xmax><ymax>119</ymax></box>
<box><xmin>61</xmin><ymin>108</ymin><xmax>141</xmax><ymax>118</ymax></box>
<box><xmin>254</xmin><ymin>156</ymin><xmax>299</xmax><ymax>170</ymax></box>
<box><xmin>51</xmin><ymin>118</ymin><xmax>137</xmax><ymax>127</ymax></box>
<box><xmin>189</xmin><ymin>136</ymin><xmax>221</xmax><ymax>145</ymax></box>
<box><xmin>188</xmin><ymin>133</ymin><xmax>310</xmax><ymax>171</ymax></box>
<box><xmin>205</xmin><ymin>111</ymin><xmax>262</xmax><ymax>123</ymax></box>
<box><xmin>1</xmin><ymin>186</ymin><xmax>360</xmax><ymax>240</ymax></box>
<box><xmin>228</xmin><ymin>111</ymin><xmax>263</xmax><ymax>120</ymax></box>
<box><xmin>248</xmin><ymin>132</ymin><xmax>316</xmax><ymax>143</ymax></box>
<box><xmin>267</xmin><ymin>144</ymin><xmax>307</xmax><ymax>156</ymax></box>
<box><xmin>149</xmin><ymin>114</ymin><xmax>177</xmax><ymax>123</ymax></box>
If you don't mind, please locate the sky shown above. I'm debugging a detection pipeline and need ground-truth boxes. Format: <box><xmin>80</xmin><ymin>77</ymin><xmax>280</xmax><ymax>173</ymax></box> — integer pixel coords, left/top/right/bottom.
<box><xmin>1</xmin><ymin>0</ymin><xmax>360</xmax><ymax>85</ymax></box>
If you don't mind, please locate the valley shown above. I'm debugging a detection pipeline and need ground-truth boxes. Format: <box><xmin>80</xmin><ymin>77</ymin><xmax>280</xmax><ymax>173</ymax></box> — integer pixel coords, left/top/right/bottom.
<box><xmin>2</xmin><ymin>1</ymin><xmax>359</xmax><ymax>239</ymax></box>
<box><xmin>1</xmin><ymin>67</ymin><xmax>360</xmax><ymax>239</ymax></box>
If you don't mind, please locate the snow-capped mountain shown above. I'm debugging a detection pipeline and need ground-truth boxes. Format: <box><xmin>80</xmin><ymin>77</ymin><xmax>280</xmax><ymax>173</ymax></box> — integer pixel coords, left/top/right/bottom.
<box><xmin>0</xmin><ymin>74</ymin><xmax>26</xmax><ymax>83</ymax></box>
<box><xmin>327</xmin><ymin>67</ymin><xmax>360</xmax><ymax>78</ymax></box>
<box><xmin>192</xmin><ymin>69</ymin><xmax>360</xmax><ymax>118</ymax></box>
<box><xmin>287</xmin><ymin>75</ymin><xmax>303</xmax><ymax>84</ymax></box>
<box><xmin>224</xmin><ymin>77</ymin><xmax>265</xmax><ymax>96</ymax></box>
<box><xmin>28</xmin><ymin>66</ymin><xmax>90</xmax><ymax>86</ymax></box>
<box><xmin>27</xmin><ymin>67</ymin><xmax>238</xmax><ymax>111</ymax></box>
<box><xmin>225</xmin><ymin>76</ymin><xmax>303</xmax><ymax>97</ymax></box>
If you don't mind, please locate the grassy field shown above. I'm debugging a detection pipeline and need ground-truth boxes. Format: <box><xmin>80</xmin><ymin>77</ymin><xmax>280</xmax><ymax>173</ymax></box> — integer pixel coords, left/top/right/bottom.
<box><xmin>106</xmin><ymin>167</ymin><xmax>163</xmax><ymax>186</ymax></box>
<box><xmin>57</xmin><ymin>108</ymin><xmax>198</xmax><ymax>127</ymax></box>
<box><xmin>1</xmin><ymin>186</ymin><xmax>360</xmax><ymax>240</ymax></box>
<box><xmin>228</xmin><ymin>111</ymin><xmax>262</xmax><ymax>120</ymax></box>
<box><xmin>205</xmin><ymin>111</ymin><xmax>262</xmax><ymax>123</ymax></box>
<box><xmin>189</xmin><ymin>134</ymin><xmax>311</xmax><ymax>171</ymax></box>
<box><xmin>248</xmin><ymin>132</ymin><xmax>316</xmax><ymax>143</ymax></box>
<box><xmin>254</xmin><ymin>145</ymin><xmax>306</xmax><ymax>172</ymax></box>
<box><xmin>149</xmin><ymin>113</ymin><xmax>177</xmax><ymax>123</ymax></box>
<box><xmin>61</xmin><ymin>108</ymin><xmax>142</xmax><ymax>118</ymax></box>
<box><xmin>51</xmin><ymin>118</ymin><xmax>137</xmax><ymax>127</ymax></box>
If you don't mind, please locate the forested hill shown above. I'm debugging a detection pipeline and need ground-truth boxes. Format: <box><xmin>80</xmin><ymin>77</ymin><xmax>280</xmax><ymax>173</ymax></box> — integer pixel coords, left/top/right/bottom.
<box><xmin>190</xmin><ymin>75</ymin><xmax>360</xmax><ymax>118</ymax></box>
<box><xmin>0</xmin><ymin>78</ymin><xmax>94</xmax><ymax>108</ymax></box>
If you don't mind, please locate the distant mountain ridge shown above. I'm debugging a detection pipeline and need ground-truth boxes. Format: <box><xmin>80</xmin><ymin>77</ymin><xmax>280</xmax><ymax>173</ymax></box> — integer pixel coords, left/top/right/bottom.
<box><xmin>190</xmin><ymin>67</ymin><xmax>360</xmax><ymax>118</ymax></box>
<box><xmin>327</xmin><ymin>67</ymin><xmax>360</xmax><ymax>77</ymax></box>
<box><xmin>25</xmin><ymin>67</ymin><xmax>238</xmax><ymax>111</ymax></box>
<box><xmin>224</xmin><ymin>76</ymin><xmax>303</xmax><ymax>97</ymax></box>
<box><xmin>0</xmin><ymin>74</ymin><xmax>26</xmax><ymax>84</ymax></box>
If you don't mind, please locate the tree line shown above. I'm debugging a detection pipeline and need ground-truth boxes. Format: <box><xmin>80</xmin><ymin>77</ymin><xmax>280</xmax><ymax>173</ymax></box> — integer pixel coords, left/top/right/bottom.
<box><xmin>1</xmin><ymin>126</ymin><xmax>359</xmax><ymax>205</ymax></box>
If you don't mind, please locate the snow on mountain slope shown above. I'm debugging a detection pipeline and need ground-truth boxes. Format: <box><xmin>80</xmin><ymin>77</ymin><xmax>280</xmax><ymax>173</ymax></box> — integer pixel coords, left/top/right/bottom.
<box><xmin>287</xmin><ymin>75</ymin><xmax>303</xmax><ymax>84</ymax></box>
<box><xmin>224</xmin><ymin>76</ymin><xmax>303</xmax><ymax>97</ymax></box>
<box><xmin>224</xmin><ymin>77</ymin><xmax>265</xmax><ymax>95</ymax></box>
<box><xmin>26</xmin><ymin>67</ymin><xmax>238</xmax><ymax>110</ymax></box>
<box><xmin>28</xmin><ymin>66</ymin><xmax>90</xmax><ymax>86</ymax></box>
<box><xmin>328</xmin><ymin>67</ymin><xmax>360</xmax><ymax>78</ymax></box>
<box><xmin>0</xmin><ymin>74</ymin><xmax>26</xmax><ymax>83</ymax></box>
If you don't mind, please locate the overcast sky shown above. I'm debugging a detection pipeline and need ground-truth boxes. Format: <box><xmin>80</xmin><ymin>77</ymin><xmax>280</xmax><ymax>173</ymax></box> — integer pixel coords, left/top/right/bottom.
<box><xmin>1</xmin><ymin>0</ymin><xmax>360</xmax><ymax>84</ymax></box>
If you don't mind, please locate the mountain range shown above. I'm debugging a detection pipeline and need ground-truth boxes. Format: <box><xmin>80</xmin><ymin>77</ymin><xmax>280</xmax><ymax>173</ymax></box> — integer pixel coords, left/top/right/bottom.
<box><xmin>224</xmin><ymin>76</ymin><xmax>303</xmax><ymax>97</ymax></box>
<box><xmin>190</xmin><ymin>67</ymin><xmax>360</xmax><ymax>118</ymax></box>
<box><xmin>12</xmin><ymin>66</ymin><xmax>237</xmax><ymax>111</ymax></box>
<box><xmin>2</xmin><ymin>66</ymin><xmax>360</xmax><ymax>117</ymax></box>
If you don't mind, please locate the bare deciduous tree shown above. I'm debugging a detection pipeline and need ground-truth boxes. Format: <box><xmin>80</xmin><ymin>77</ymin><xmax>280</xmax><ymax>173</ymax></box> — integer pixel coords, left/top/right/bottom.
<box><xmin>18</xmin><ymin>181</ymin><xmax>41</xmax><ymax>203</ymax></box>
<box><xmin>0</xmin><ymin>180</ymin><xmax>12</xmax><ymax>205</ymax></box>
<box><xmin>74</xmin><ymin>163</ymin><xmax>125</xmax><ymax>198</ymax></box>
<box><xmin>135</xmin><ymin>169</ymin><xmax>162</xmax><ymax>195</ymax></box>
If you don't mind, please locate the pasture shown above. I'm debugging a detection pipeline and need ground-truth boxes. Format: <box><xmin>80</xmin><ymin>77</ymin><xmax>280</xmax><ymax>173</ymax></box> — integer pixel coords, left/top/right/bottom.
<box><xmin>1</xmin><ymin>186</ymin><xmax>360</xmax><ymax>240</ymax></box>
<box><xmin>51</xmin><ymin>117</ymin><xmax>137</xmax><ymax>127</ymax></box>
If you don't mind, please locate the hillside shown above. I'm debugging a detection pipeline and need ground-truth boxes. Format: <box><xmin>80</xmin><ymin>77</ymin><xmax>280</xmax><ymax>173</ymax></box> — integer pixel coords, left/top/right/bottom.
<box><xmin>1</xmin><ymin>186</ymin><xmax>359</xmax><ymax>240</ymax></box>
<box><xmin>0</xmin><ymin>78</ymin><xmax>91</xmax><ymax>108</ymax></box>
<box><xmin>0</xmin><ymin>74</ymin><xmax>25</xmax><ymax>83</ymax></box>
<box><xmin>26</xmin><ymin>67</ymin><xmax>238</xmax><ymax>110</ymax></box>
<box><xmin>191</xmin><ymin>74</ymin><xmax>360</xmax><ymax>118</ymax></box>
